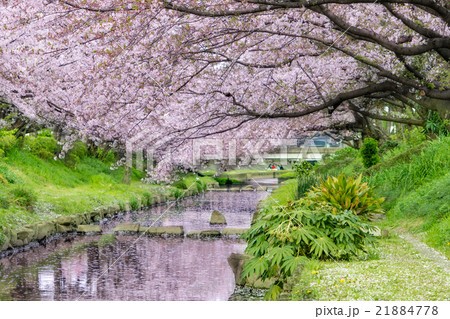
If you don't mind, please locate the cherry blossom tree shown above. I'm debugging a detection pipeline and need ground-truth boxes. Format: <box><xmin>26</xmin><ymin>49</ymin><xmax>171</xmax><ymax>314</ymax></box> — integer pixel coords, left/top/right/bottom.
<box><xmin>0</xmin><ymin>0</ymin><xmax>448</xmax><ymax>180</ymax></box>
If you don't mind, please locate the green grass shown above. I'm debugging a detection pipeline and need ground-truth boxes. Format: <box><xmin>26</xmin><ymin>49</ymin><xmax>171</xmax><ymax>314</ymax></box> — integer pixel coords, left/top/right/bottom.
<box><xmin>172</xmin><ymin>173</ymin><xmax>218</xmax><ymax>191</ymax></box>
<box><xmin>261</xmin><ymin>178</ymin><xmax>298</xmax><ymax>207</ymax></box>
<box><xmin>277</xmin><ymin>172</ymin><xmax>296</xmax><ymax>179</ymax></box>
<box><xmin>310</xmin><ymin>136</ymin><xmax>450</xmax><ymax>253</ymax></box>
<box><xmin>214</xmin><ymin>177</ymin><xmax>244</xmax><ymax>185</ymax></box>
<box><xmin>0</xmin><ymin>147</ymin><xmax>204</xmax><ymax>239</ymax></box>
<box><xmin>290</xmin><ymin>236</ymin><xmax>449</xmax><ymax>301</ymax></box>
<box><xmin>380</xmin><ymin>173</ymin><xmax>450</xmax><ymax>257</ymax></box>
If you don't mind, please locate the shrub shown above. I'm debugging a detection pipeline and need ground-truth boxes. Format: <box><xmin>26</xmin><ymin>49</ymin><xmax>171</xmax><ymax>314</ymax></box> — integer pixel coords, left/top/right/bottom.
<box><xmin>332</xmin><ymin>147</ymin><xmax>358</xmax><ymax>161</ymax></box>
<box><xmin>307</xmin><ymin>174</ymin><xmax>385</xmax><ymax>218</ymax></box>
<box><xmin>65</xmin><ymin>140</ymin><xmax>88</xmax><ymax>167</ymax></box>
<box><xmin>10</xmin><ymin>186</ymin><xmax>36</xmax><ymax>210</ymax></box>
<box><xmin>242</xmin><ymin>198</ymin><xmax>376</xmax><ymax>300</ymax></box>
<box><xmin>24</xmin><ymin>135</ymin><xmax>58</xmax><ymax>160</ymax></box>
<box><xmin>360</xmin><ymin>138</ymin><xmax>380</xmax><ymax>168</ymax></box>
<box><xmin>292</xmin><ymin>160</ymin><xmax>313</xmax><ymax>178</ymax></box>
<box><xmin>129</xmin><ymin>196</ymin><xmax>140</xmax><ymax>210</ymax></box>
<box><xmin>422</xmin><ymin>110</ymin><xmax>448</xmax><ymax>136</ymax></box>
<box><xmin>37</xmin><ymin>129</ymin><xmax>53</xmax><ymax>137</ymax></box>
<box><xmin>0</xmin><ymin>134</ymin><xmax>17</xmax><ymax>154</ymax></box>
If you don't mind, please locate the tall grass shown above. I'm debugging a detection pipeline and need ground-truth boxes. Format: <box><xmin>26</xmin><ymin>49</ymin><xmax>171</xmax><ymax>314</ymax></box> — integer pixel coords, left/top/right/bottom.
<box><xmin>365</xmin><ymin>137</ymin><xmax>450</xmax><ymax>208</ymax></box>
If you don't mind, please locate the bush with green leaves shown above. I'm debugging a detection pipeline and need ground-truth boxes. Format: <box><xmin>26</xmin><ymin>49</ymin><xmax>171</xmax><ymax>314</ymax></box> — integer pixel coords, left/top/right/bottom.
<box><xmin>242</xmin><ymin>198</ymin><xmax>376</xmax><ymax>300</ymax></box>
<box><xmin>0</xmin><ymin>130</ymin><xmax>17</xmax><ymax>154</ymax></box>
<box><xmin>307</xmin><ymin>174</ymin><xmax>385</xmax><ymax>218</ymax></box>
<box><xmin>23</xmin><ymin>135</ymin><xmax>58</xmax><ymax>160</ymax></box>
<box><xmin>65</xmin><ymin>140</ymin><xmax>88</xmax><ymax>167</ymax></box>
<box><xmin>423</xmin><ymin>110</ymin><xmax>448</xmax><ymax>137</ymax></box>
<box><xmin>360</xmin><ymin>138</ymin><xmax>380</xmax><ymax>168</ymax></box>
<box><xmin>292</xmin><ymin>160</ymin><xmax>313</xmax><ymax>178</ymax></box>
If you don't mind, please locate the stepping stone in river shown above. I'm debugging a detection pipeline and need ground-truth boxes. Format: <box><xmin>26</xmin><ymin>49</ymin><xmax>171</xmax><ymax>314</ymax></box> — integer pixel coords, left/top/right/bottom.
<box><xmin>77</xmin><ymin>225</ymin><xmax>102</xmax><ymax>234</ymax></box>
<box><xmin>210</xmin><ymin>210</ymin><xmax>227</xmax><ymax>225</ymax></box>
<box><xmin>221</xmin><ymin>228</ymin><xmax>249</xmax><ymax>237</ymax></box>
<box><xmin>140</xmin><ymin>226</ymin><xmax>184</xmax><ymax>237</ymax></box>
<box><xmin>186</xmin><ymin>230</ymin><xmax>221</xmax><ymax>238</ymax></box>
<box><xmin>113</xmin><ymin>223</ymin><xmax>140</xmax><ymax>234</ymax></box>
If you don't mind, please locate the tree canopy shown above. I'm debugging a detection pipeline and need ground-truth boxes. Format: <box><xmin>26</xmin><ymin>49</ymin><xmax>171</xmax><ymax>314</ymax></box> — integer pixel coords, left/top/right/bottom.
<box><xmin>0</xmin><ymin>0</ymin><xmax>448</xmax><ymax>179</ymax></box>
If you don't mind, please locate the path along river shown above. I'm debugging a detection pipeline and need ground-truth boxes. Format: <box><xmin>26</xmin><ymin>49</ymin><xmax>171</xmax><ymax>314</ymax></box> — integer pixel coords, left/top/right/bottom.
<box><xmin>0</xmin><ymin>181</ymin><xmax>277</xmax><ymax>301</ymax></box>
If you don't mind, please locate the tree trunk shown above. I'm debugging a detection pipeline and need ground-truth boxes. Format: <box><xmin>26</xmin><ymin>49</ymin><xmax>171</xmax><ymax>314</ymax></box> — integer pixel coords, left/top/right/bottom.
<box><xmin>122</xmin><ymin>165</ymin><xmax>131</xmax><ymax>185</ymax></box>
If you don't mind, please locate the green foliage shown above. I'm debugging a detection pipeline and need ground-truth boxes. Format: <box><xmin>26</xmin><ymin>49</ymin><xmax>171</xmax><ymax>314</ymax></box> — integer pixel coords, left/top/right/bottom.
<box><xmin>292</xmin><ymin>160</ymin><xmax>313</xmax><ymax>178</ymax></box>
<box><xmin>379</xmin><ymin>140</ymin><xmax>399</xmax><ymax>154</ymax></box>
<box><xmin>388</xmin><ymin>174</ymin><xmax>450</xmax><ymax>251</ymax></box>
<box><xmin>129</xmin><ymin>196</ymin><xmax>140</xmax><ymax>210</ymax></box>
<box><xmin>242</xmin><ymin>198</ymin><xmax>376</xmax><ymax>300</ymax></box>
<box><xmin>96</xmin><ymin>147</ymin><xmax>115</xmax><ymax>163</ymax></box>
<box><xmin>10</xmin><ymin>186</ymin><xmax>36</xmax><ymax>209</ymax></box>
<box><xmin>23</xmin><ymin>135</ymin><xmax>58</xmax><ymax>160</ymax></box>
<box><xmin>366</xmin><ymin>137</ymin><xmax>450</xmax><ymax>207</ymax></box>
<box><xmin>422</xmin><ymin>111</ymin><xmax>448</xmax><ymax>136</ymax></box>
<box><xmin>170</xmin><ymin>188</ymin><xmax>183</xmax><ymax>199</ymax></box>
<box><xmin>391</xmin><ymin>127</ymin><xmax>426</xmax><ymax>147</ymax></box>
<box><xmin>214</xmin><ymin>177</ymin><xmax>243</xmax><ymax>185</ymax></box>
<box><xmin>0</xmin><ymin>163</ymin><xmax>20</xmax><ymax>184</ymax></box>
<box><xmin>308</xmin><ymin>174</ymin><xmax>385</xmax><ymax>218</ymax></box>
<box><xmin>89</xmin><ymin>174</ymin><xmax>114</xmax><ymax>185</ymax></box>
<box><xmin>0</xmin><ymin>192</ymin><xmax>10</xmax><ymax>209</ymax></box>
<box><xmin>277</xmin><ymin>172</ymin><xmax>297</xmax><ymax>179</ymax></box>
<box><xmin>360</xmin><ymin>138</ymin><xmax>380</xmax><ymax>169</ymax></box>
<box><xmin>297</xmin><ymin>174</ymin><xmax>321</xmax><ymax>198</ymax></box>
<box><xmin>118</xmin><ymin>200</ymin><xmax>125</xmax><ymax>211</ymax></box>
<box><xmin>142</xmin><ymin>192</ymin><xmax>152</xmax><ymax>206</ymax></box>
<box><xmin>314</xmin><ymin>147</ymin><xmax>361</xmax><ymax>177</ymax></box>
<box><xmin>37</xmin><ymin>129</ymin><xmax>53</xmax><ymax>137</ymax></box>
<box><xmin>64</xmin><ymin>140</ymin><xmax>88</xmax><ymax>167</ymax></box>
<box><xmin>195</xmin><ymin>179</ymin><xmax>207</xmax><ymax>192</ymax></box>
<box><xmin>321</xmin><ymin>153</ymin><xmax>332</xmax><ymax>163</ymax></box>
<box><xmin>0</xmin><ymin>128</ymin><xmax>17</xmax><ymax>137</ymax></box>
<box><xmin>0</xmin><ymin>134</ymin><xmax>17</xmax><ymax>154</ymax></box>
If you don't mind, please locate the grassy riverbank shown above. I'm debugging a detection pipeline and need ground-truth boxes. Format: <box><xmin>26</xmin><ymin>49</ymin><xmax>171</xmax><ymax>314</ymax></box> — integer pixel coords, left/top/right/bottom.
<box><xmin>0</xmin><ymin>147</ymin><xmax>216</xmax><ymax>245</ymax></box>
<box><xmin>254</xmin><ymin>134</ymin><xmax>449</xmax><ymax>300</ymax></box>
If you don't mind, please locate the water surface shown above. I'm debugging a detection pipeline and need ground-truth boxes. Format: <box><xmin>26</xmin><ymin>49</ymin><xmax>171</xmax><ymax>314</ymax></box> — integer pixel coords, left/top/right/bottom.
<box><xmin>0</xmin><ymin>191</ymin><xmax>268</xmax><ymax>301</ymax></box>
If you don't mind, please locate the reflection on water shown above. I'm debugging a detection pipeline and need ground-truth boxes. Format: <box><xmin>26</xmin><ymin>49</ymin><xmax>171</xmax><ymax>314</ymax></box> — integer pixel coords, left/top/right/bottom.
<box><xmin>0</xmin><ymin>191</ymin><xmax>268</xmax><ymax>301</ymax></box>
<box><xmin>102</xmin><ymin>191</ymin><xmax>268</xmax><ymax>232</ymax></box>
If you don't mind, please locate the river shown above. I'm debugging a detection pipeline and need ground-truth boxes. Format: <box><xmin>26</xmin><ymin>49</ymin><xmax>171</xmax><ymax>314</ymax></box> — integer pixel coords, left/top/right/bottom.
<box><xmin>0</xmin><ymin>188</ymin><xmax>270</xmax><ymax>301</ymax></box>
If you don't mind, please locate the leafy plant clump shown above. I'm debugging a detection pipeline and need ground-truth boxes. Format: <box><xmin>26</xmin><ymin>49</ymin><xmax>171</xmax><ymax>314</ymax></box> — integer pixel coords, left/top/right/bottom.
<box><xmin>10</xmin><ymin>186</ymin><xmax>36</xmax><ymax>210</ymax></box>
<box><xmin>308</xmin><ymin>174</ymin><xmax>385</xmax><ymax>218</ymax></box>
<box><xmin>360</xmin><ymin>138</ymin><xmax>380</xmax><ymax>168</ymax></box>
<box><xmin>292</xmin><ymin>160</ymin><xmax>313</xmax><ymax>178</ymax></box>
<box><xmin>129</xmin><ymin>196</ymin><xmax>140</xmax><ymax>210</ymax></box>
<box><xmin>242</xmin><ymin>198</ymin><xmax>376</xmax><ymax>300</ymax></box>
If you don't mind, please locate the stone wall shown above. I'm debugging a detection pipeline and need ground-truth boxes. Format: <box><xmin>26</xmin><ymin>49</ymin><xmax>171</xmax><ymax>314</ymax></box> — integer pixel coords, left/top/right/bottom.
<box><xmin>0</xmin><ymin>187</ymin><xmax>205</xmax><ymax>255</ymax></box>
